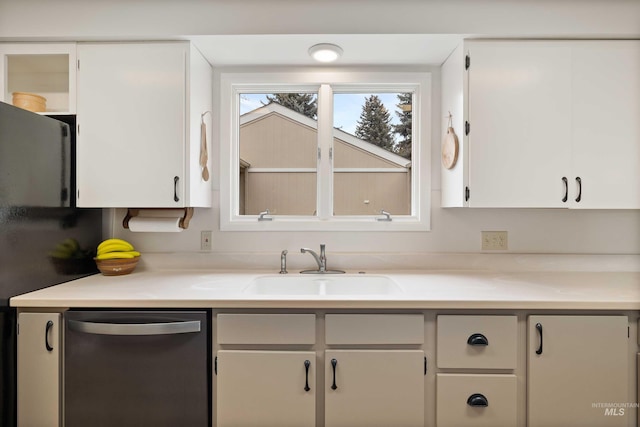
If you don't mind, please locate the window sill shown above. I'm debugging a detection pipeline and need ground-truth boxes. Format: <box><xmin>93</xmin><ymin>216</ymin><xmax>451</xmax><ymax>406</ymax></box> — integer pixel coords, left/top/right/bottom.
<box><xmin>220</xmin><ymin>215</ymin><xmax>430</xmax><ymax>232</ymax></box>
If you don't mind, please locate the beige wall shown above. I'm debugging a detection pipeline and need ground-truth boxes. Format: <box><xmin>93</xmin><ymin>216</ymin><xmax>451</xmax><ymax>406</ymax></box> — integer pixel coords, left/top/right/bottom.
<box><xmin>240</xmin><ymin>113</ymin><xmax>317</xmax><ymax>168</ymax></box>
<box><xmin>334</xmin><ymin>172</ymin><xmax>410</xmax><ymax>215</ymax></box>
<box><xmin>245</xmin><ymin>172</ymin><xmax>317</xmax><ymax>215</ymax></box>
<box><xmin>240</xmin><ymin>111</ymin><xmax>410</xmax><ymax>215</ymax></box>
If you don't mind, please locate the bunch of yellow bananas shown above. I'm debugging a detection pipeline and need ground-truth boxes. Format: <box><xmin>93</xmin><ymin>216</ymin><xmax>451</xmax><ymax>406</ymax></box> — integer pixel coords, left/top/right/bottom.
<box><xmin>49</xmin><ymin>238</ymin><xmax>85</xmax><ymax>259</ymax></box>
<box><xmin>95</xmin><ymin>238</ymin><xmax>141</xmax><ymax>260</ymax></box>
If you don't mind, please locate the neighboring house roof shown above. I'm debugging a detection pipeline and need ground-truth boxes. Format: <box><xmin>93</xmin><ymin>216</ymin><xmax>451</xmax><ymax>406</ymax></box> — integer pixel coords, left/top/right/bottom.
<box><xmin>240</xmin><ymin>102</ymin><xmax>411</xmax><ymax>168</ymax></box>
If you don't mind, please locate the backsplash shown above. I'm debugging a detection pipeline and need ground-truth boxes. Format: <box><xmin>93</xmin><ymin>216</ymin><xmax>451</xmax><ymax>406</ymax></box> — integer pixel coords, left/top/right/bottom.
<box><xmin>111</xmin><ymin>189</ymin><xmax>640</xmax><ymax>266</ymax></box>
<box><xmin>135</xmin><ymin>251</ymin><xmax>640</xmax><ymax>273</ymax></box>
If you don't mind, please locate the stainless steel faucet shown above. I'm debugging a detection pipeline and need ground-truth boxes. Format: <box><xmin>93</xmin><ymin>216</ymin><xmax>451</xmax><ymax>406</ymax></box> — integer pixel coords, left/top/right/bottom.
<box><xmin>279</xmin><ymin>250</ymin><xmax>288</xmax><ymax>274</ymax></box>
<box><xmin>300</xmin><ymin>244</ymin><xmax>345</xmax><ymax>274</ymax></box>
<box><xmin>300</xmin><ymin>244</ymin><xmax>326</xmax><ymax>272</ymax></box>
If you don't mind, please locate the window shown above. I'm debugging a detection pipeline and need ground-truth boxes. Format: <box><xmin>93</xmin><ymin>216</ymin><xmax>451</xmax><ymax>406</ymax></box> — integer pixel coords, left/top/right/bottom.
<box><xmin>220</xmin><ymin>71</ymin><xmax>431</xmax><ymax>231</ymax></box>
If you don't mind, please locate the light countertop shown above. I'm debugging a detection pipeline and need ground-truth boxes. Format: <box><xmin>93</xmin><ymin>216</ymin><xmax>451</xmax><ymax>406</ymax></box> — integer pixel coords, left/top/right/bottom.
<box><xmin>10</xmin><ymin>268</ymin><xmax>640</xmax><ymax>310</ymax></box>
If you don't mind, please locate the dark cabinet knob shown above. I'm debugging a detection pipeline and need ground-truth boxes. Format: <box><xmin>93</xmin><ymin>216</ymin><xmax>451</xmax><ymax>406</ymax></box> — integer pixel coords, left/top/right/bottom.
<box><xmin>467</xmin><ymin>333</ymin><xmax>489</xmax><ymax>346</ymax></box>
<box><xmin>562</xmin><ymin>177</ymin><xmax>568</xmax><ymax>203</ymax></box>
<box><xmin>467</xmin><ymin>393</ymin><xmax>489</xmax><ymax>407</ymax></box>
<box><xmin>575</xmin><ymin>177</ymin><xmax>582</xmax><ymax>202</ymax></box>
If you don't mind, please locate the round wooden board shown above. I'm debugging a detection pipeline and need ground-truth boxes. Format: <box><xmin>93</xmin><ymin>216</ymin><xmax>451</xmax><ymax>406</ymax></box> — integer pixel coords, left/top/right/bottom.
<box><xmin>441</xmin><ymin>126</ymin><xmax>459</xmax><ymax>169</ymax></box>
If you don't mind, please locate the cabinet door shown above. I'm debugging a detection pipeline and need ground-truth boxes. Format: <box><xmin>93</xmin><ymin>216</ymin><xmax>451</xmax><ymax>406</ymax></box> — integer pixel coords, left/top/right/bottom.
<box><xmin>571</xmin><ymin>41</ymin><xmax>640</xmax><ymax>209</ymax></box>
<box><xmin>216</xmin><ymin>350</ymin><xmax>315</xmax><ymax>427</ymax></box>
<box><xmin>17</xmin><ymin>313</ymin><xmax>61</xmax><ymax>427</ymax></box>
<box><xmin>528</xmin><ymin>316</ymin><xmax>628</xmax><ymax>427</ymax></box>
<box><xmin>76</xmin><ymin>43</ymin><xmax>186</xmax><ymax>207</ymax></box>
<box><xmin>467</xmin><ymin>41</ymin><xmax>572</xmax><ymax>207</ymax></box>
<box><xmin>325</xmin><ymin>350</ymin><xmax>424</xmax><ymax>427</ymax></box>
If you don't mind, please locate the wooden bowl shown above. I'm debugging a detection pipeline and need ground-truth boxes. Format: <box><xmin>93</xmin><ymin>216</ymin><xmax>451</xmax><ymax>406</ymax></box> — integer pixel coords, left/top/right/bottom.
<box><xmin>94</xmin><ymin>256</ymin><xmax>140</xmax><ymax>276</ymax></box>
<box><xmin>12</xmin><ymin>92</ymin><xmax>47</xmax><ymax>112</ymax></box>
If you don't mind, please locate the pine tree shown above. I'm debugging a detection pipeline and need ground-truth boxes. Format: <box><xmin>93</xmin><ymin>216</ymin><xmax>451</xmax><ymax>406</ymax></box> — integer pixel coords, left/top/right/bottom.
<box><xmin>354</xmin><ymin>95</ymin><xmax>394</xmax><ymax>151</ymax></box>
<box><xmin>264</xmin><ymin>93</ymin><xmax>317</xmax><ymax>119</ymax></box>
<box><xmin>393</xmin><ymin>93</ymin><xmax>412</xmax><ymax>159</ymax></box>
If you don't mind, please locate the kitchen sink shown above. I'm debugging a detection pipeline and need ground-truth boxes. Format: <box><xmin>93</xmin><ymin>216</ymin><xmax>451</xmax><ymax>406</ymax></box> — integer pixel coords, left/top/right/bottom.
<box><xmin>244</xmin><ymin>275</ymin><xmax>403</xmax><ymax>296</ymax></box>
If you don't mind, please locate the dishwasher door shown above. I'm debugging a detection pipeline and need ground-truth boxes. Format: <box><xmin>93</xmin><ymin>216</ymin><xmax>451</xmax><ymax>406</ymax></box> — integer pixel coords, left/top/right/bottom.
<box><xmin>64</xmin><ymin>310</ymin><xmax>209</xmax><ymax>427</ymax></box>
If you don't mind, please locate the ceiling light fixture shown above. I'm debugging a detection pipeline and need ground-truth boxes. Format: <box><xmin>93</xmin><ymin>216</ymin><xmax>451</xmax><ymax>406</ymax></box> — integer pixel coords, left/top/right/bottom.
<box><xmin>308</xmin><ymin>43</ymin><xmax>343</xmax><ymax>63</ymax></box>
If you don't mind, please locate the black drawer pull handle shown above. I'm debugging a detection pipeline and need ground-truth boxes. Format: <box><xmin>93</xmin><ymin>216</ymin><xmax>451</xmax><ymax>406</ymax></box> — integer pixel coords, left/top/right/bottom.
<box><xmin>467</xmin><ymin>393</ymin><xmax>489</xmax><ymax>407</ymax></box>
<box><xmin>535</xmin><ymin>322</ymin><xmax>543</xmax><ymax>355</ymax></box>
<box><xmin>173</xmin><ymin>176</ymin><xmax>180</xmax><ymax>202</ymax></box>
<box><xmin>304</xmin><ymin>360</ymin><xmax>311</xmax><ymax>392</ymax></box>
<box><xmin>330</xmin><ymin>358</ymin><xmax>338</xmax><ymax>390</ymax></box>
<box><xmin>467</xmin><ymin>333</ymin><xmax>489</xmax><ymax>346</ymax></box>
<box><xmin>45</xmin><ymin>320</ymin><xmax>54</xmax><ymax>352</ymax></box>
<box><xmin>562</xmin><ymin>177</ymin><xmax>568</xmax><ymax>203</ymax></box>
<box><xmin>575</xmin><ymin>177</ymin><xmax>582</xmax><ymax>202</ymax></box>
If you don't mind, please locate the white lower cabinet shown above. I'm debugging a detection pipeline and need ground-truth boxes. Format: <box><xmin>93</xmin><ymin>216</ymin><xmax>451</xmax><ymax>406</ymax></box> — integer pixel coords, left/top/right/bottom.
<box><xmin>528</xmin><ymin>315</ymin><xmax>629</xmax><ymax>427</ymax></box>
<box><xmin>437</xmin><ymin>374</ymin><xmax>517</xmax><ymax>427</ymax></box>
<box><xmin>435</xmin><ymin>315</ymin><xmax>518</xmax><ymax>427</ymax></box>
<box><xmin>17</xmin><ymin>312</ymin><xmax>61</xmax><ymax>427</ymax></box>
<box><xmin>324</xmin><ymin>350</ymin><xmax>425</xmax><ymax>427</ymax></box>
<box><xmin>216</xmin><ymin>350</ymin><xmax>316</xmax><ymax>427</ymax></box>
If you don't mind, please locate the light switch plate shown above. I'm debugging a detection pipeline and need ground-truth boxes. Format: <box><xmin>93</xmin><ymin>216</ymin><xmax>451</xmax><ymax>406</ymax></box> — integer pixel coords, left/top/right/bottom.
<box><xmin>481</xmin><ymin>231</ymin><xmax>508</xmax><ymax>251</ymax></box>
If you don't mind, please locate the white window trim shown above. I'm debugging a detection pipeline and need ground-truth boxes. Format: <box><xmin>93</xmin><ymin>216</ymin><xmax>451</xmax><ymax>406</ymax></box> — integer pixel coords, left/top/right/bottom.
<box><xmin>219</xmin><ymin>71</ymin><xmax>431</xmax><ymax>231</ymax></box>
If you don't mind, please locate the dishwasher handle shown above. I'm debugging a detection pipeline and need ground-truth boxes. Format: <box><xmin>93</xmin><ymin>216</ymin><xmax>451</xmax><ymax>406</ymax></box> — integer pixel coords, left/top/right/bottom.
<box><xmin>68</xmin><ymin>319</ymin><xmax>201</xmax><ymax>336</ymax></box>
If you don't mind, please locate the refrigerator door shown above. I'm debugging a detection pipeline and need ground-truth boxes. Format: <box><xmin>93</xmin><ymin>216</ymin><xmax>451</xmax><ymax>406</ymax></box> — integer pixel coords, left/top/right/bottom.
<box><xmin>0</xmin><ymin>103</ymin><xmax>103</xmax><ymax>426</ymax></box>
<box><xmin>0</xmin><ymin>102</ymin><xmax>70</xmax><ymax>208</ymax></box>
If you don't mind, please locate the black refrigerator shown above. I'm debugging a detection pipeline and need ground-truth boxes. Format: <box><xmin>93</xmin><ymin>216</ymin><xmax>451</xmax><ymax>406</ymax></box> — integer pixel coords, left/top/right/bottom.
<box><xmin>0</xmin><ymin>101</ymin><xmax>103</xmax><ymax>426</ymax></box>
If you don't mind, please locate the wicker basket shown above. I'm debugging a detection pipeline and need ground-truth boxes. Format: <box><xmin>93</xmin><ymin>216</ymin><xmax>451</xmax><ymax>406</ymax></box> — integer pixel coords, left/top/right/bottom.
<box><xmin>12</xmin><ymin>92</ymin><xmax>47</xmax><ymax>112</ymax></box>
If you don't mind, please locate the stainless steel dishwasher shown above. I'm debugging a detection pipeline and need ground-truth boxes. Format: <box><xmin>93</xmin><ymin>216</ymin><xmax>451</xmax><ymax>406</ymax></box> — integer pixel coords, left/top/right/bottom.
<box><xmin>64</xmin><ymin>310</ymin><xmax>210</xmax><ymax>427</ymax></box>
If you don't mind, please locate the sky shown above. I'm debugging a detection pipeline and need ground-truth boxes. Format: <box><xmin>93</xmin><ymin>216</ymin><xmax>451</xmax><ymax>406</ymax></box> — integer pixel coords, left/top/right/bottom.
<box><xmin>240</xmin><ymin>92</ymin><xmax>404</xmax><ymax>138</ymax></box>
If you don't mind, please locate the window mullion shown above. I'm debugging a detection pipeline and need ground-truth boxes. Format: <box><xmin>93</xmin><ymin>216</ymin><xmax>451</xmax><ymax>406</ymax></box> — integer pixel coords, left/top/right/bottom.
<box><xmin>316</xmin><ymin>84</ymin><xmax>334</xmax><ymax>219</ymax></box>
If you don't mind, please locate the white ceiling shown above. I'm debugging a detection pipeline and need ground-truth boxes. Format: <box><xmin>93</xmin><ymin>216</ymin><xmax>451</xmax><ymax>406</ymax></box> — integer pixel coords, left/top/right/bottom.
<box><xmin>189</xmin><ymin>34</ymin><xmax>467</xmax><ymax>67</ymax></box>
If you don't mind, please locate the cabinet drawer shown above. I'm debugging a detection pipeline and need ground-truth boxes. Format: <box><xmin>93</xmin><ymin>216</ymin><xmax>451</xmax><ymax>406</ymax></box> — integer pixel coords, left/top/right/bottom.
<box><xmin>325</xmin><ymin>314</ymin><xmax>424</xmax><ymax>345</ymax></box>
<box><xmin>437</xmin><ymin>315</ymin><xmax>517</xmax><ymax>369</ymax></box>
<box><xmin>217</xmin><ymin>314</ymin><xmax>315</xmax><ymax>344</ymax></box>
<box><xmin>437</xmin><ymin>374</ymin><xmax>517</xmax><ymax>427</ymax></box>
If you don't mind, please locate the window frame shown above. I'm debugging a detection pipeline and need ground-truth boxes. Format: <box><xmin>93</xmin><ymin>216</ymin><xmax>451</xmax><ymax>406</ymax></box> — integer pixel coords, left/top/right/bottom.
<box><xmin>219</xmin><ymin>71</ymin><xmax>431</xmax><ymax>231</ymax></box>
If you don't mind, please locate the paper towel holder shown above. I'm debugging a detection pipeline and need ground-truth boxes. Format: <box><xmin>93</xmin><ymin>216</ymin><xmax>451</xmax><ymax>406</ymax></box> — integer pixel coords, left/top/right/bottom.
<box><xmin>122</xmin><ymin>208</ymin><xmax>194</xmax><ymax>230</ymax></box>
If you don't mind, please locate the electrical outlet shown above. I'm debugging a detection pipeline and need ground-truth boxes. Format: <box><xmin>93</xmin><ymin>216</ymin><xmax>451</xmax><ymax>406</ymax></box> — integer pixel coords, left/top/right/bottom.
<box><xmin>200</xmin><ymin>231</ymin><xmax>212</xmax><ymax>251</ymax></box>
<box><xmin>481</xmin><ymin>231</ymin><xmax>508</xmax><ymax>251</ymax></box>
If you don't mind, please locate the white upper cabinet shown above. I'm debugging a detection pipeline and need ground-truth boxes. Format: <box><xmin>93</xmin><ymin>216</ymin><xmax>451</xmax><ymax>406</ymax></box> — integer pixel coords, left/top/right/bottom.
<box><xmin>441</xmin><ymin>40</ymin><xmax>640</xmax><ymax>209</ymax></box>
<box><xmin>76</xmin><ymin>42</ymin><xmax>212</xmax><ymax>208</ymax></box>
<box><xmin>467</xmin><ymin>41</ymin><xmax>572</xmax><ymax>208</ymax></box>
<box><xmin>570</xmin><ymin>41</ymin><xmax>640</xmax><ymax>209</ymax></box>
<box><xmin>0</xmin><ymin>43</ymin><xmax>76</xmax><ymax>114</ymax></box>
